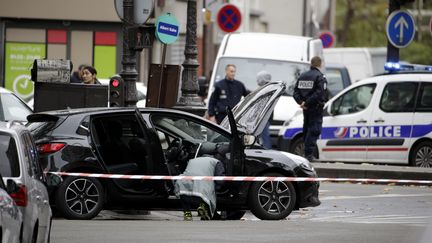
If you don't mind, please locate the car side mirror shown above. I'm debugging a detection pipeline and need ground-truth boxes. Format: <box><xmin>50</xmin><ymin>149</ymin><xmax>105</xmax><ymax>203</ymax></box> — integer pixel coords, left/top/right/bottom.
<box><xmin>46</xmin><ymin>173</ymin><xmax>63</xmax><ymax>187</ymax></box>
<box><xmin>6</xmin><ymin>179</ymin><xmax>19</xmax><ymax>194</ymax></box>
<box><xmin>328</xmin><ymin>102</ymin><xmax>336</xmax><ymax>116</ymax></box>
<box><xmin>242</xmin><ymin>134</ymin><xmax>256</xmax><ymax>146</ymax></box>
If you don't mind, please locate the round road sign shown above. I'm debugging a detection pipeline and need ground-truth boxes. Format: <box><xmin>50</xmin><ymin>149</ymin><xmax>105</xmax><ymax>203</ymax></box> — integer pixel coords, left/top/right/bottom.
<box><xmin>155</xmin><ymin>13</ymin><xmax>180</xmax><ymax>45</ymax></box>
<box><xmin>114</xmin><ymin>0</ymin><xmax>155</xmax><ymax>25</ymax></box>
<box><xmin>386</xmin><ymin>10</ymin><xmax>415</xmax><ymax>48</ymax></box>
<box><xmin>217</xmin><ymin>4</ymin><xmax>242</xmax><ymax>33</ymax></box>
<box><xmin>319</xmin><ymin>31</ymin><xmax>335</xmax><ymax>48</ymax></box>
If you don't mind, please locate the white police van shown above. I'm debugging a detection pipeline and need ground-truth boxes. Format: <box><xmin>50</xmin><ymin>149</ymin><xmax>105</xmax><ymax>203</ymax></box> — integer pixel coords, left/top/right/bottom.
<box><xmin>278</xmin><ymin>63</ymin><xmax>432</xmax><ymax>167</ymax></box>
<box><xmin>206</xmin><ymin>32</ymin><xmax>323</xmax><ymax>147</ymax></box>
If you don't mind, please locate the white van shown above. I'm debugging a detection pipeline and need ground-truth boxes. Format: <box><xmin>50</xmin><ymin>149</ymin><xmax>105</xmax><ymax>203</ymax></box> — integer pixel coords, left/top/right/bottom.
<box><xmin>323</xmin><ymin>47</ymin><xmax>387</xmax><ymax>82</ymax></box>
<box><xmin>207</xmin><ymin>32</ymin><xmax>323</xmax><ymax>147</ymax></box>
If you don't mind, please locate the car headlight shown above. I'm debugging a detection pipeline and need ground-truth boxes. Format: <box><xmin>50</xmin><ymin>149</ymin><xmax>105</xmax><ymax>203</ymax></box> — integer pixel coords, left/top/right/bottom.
<box><xmin>300</xmin><ymin>161</ymin><xmax>316</xmax><ymax>174</ymax></box>
<box><xmin>282</xmin><ymin>119</ymin><xmax>292</xmax><ymax>127</ymax></box>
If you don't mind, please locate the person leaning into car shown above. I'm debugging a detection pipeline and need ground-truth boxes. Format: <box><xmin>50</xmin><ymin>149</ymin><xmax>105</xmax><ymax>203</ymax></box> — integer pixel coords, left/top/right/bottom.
<box><xmin>207</xmin><ymin>64</ymin><xmax>249</xmax><ymax>124</ymax></box>
<box><xmin>293</xmin><ymin>56</ymin><xmax>328</xmax><ymax>162</ymax></box>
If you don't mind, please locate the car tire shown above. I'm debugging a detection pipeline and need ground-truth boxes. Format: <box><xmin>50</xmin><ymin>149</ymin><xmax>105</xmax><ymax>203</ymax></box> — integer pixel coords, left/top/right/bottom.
<box><xmin>31</xmin><ymin>222</ymin><xmax>38</xmax><ymax>243</ymax></box>
<box><xmin>56</xmin><ymin>176</ymin><xmax>104</xmax><ymax>220</ymax></box>
<box><xmin>290</xmin><ymin>137</ymin><xmax>304</xmax><ymax>156</ymax></box>
<box><xmin>248</xmin><ymin>173</ymin><xmax>296</xmax><ymax>220</ymax></box>
<box><xmin>410</xmin><ymin>141</ymin><xmax>432</xmax><ymax>167</ymax></box>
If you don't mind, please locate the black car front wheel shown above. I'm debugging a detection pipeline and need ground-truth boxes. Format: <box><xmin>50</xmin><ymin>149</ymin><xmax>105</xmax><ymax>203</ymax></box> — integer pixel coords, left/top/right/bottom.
<box><xmin>248</xmin><ymin>173</ymin><xmax>296</xmax><ymax>220</ymax></box>
<box><xmin>56</xmin><ymin>176</ymin><xmax>104</xmax><ymax>220</ymax></box>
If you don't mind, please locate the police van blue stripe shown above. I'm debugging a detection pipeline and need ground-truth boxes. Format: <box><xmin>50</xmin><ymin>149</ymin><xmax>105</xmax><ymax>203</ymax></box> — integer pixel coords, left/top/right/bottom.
<box><xmin>283</xmin><ymin>124</ymin><xmax>432</xmax><ymax>140</ymax></box>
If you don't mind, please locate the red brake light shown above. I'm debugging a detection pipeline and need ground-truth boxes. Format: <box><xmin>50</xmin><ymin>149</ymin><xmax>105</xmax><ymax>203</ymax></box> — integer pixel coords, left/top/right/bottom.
<box><xmin>10</xmin><ymin>185</ymin><xmax>27</xmax><ymax>207</ymax></box>
<box><xmin>111</xmin><ymin>79</ymin><xmax>119</xmax><ymax>87</ymax></box>
<box><xmin>37</xmin><ymin>143</ymin><xmax>66</xmax><ymax>154</ymax></box>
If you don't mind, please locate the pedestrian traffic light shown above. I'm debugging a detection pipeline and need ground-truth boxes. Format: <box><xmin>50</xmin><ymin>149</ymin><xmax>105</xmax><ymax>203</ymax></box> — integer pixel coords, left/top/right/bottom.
<box><xmin>109</xmin><ymin>75</ymin><xmax>124</xmax><ymax>107</ymax></box>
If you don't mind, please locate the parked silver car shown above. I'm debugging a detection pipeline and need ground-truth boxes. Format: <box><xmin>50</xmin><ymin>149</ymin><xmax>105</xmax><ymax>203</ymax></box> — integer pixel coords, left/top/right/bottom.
<box><xmin>0</xmin><ymin>87</ymin><xmax>33</xmax><ymax>122</ymax></box>
<box><xmin>0</xmin><ymin>121</ymin><xmax>59</xmax><ymax>243</ymax></box>
<box><xmin>0</xmin><ymin>172</ymin><xmax>23</xmax><ymax>243</ymax></box>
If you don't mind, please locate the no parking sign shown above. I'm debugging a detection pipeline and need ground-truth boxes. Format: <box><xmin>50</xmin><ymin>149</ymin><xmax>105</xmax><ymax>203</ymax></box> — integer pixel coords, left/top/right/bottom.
<box><xmin>217</xmin><ymin>4</ymin><xmax>242</xmax><ymax>33</ymax></box>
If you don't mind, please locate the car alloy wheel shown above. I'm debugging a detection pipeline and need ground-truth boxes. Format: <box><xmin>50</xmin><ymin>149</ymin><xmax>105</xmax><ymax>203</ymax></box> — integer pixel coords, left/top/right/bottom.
<box><xmin>56</xmin><ymin>176</ymin><xmax>104</xmax><ymax>219</ymax></box>
<box><xmin>411</xmin><ymin>141</ymin><xmax>432</xmax><ymax>168</ymax></box>
<box><xmin>248</xmin><ymin>173</ymin><xmax>296</xmax><ymax>220</ymax></box>
<box><xmin>291</xmin><ymin>138</ymin><xmax>305</xmax><ymax>157</ymax></box>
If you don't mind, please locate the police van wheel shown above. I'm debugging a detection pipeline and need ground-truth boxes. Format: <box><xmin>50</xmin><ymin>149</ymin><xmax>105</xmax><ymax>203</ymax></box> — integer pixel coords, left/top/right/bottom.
<box><xmin>290</xmin><ymin>138</ymin><xmax>305</xmax><ymax>157</ymax></box>
<box><xmin>410</xmin><ymin>141</ymin><xmax>432</xmax><ymax>168</ymax></box>
<box><xmin>248</xmin><ymin>173</ymin><xmax>296</xmax><ymax>220</ymax></box>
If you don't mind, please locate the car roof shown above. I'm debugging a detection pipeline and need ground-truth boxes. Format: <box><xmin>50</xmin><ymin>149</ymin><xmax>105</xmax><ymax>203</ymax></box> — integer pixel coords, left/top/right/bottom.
<box><xmin>355</xmin><ymin>72</ymin><xmax>432</xmax><ymax>85</ymax></box>
<box><xmin>27</xmin><ymin>107</ymin><xmax>206</xmax><ymax>122</ymax></box>
<box><xmin>0</xmin><ymin>87</ymin><xmax>13</xmax><ymax>94</ymax></box>
<box><xmin>0</xmin><ymin>121</ymin><xmax>26</xmax><ymax>134</ymax></box>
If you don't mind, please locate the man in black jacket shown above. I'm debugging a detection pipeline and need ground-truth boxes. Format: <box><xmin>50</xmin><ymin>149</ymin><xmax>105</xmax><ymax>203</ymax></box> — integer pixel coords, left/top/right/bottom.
<box><xmin>207</xmin><ymin>64</ymin><xmax>249</xmax><ymax>124</ymax></box>
<box><xmin>293</xmin><ymin>56</ymin><xmax>328</xmax><ymax>161</ymax></box>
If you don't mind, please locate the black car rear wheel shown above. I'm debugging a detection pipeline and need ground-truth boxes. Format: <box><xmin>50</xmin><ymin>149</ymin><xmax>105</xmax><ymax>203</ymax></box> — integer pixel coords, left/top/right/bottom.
<box><xmin>56</xmin><ymin>176</ymin><xmax>104</xmax><ymax>220</ymax></box>
<box><xmin>248</xmin><ymin>173</ymin><xmax>296</xmax><ymax>220</ymax></box>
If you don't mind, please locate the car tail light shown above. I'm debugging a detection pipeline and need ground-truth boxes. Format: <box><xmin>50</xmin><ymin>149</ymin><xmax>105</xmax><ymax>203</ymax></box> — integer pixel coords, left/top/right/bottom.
<box><xmin>37</xmin><ymin>143</ymin><xmax>66</xmax><ymax>154</ymax></box>
<box><xmin>10</xmin><ymin>185</ymin><xmax>27</xmax><ymax>207</ymax></box>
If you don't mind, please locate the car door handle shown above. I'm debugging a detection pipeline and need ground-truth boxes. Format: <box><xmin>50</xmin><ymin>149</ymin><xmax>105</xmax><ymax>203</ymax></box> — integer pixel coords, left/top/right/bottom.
<box><xmin>356</xmin><ymin>119</ymin><xmax>367</xmax><ymax>124</ymax></box>
<box><xmin>36</xmin><ymin>196</ymin><xmax>41</xmax><ymax>201</ymax></box>
<box><xmin>374</xmin><ymin>119</ymin><xmax>385</xmax><ymax>123</ymax></box>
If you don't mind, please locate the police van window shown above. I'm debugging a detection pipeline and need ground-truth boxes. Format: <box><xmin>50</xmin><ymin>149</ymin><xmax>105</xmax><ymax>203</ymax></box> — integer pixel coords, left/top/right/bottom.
<box><xmin>380</xmin><ymin>82</ymin><xmax>418</xmax><ymax>113</ymax></box>
<box><xmin>331</xmin><ymin>84</ymin><xmax>376</xmax><ymax>115</ymax></box>
<box><xmin>416</xmin><ymin>83</ymin><xmax>432</xmax><ymax>112</ymax></box>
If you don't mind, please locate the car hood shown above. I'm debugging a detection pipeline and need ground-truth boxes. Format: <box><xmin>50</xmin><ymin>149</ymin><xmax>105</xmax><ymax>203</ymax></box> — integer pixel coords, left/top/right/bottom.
<box><xmin>221</xmin><ymin>82</ymin><xmax>286</xmax><ymax>136</ymax></box>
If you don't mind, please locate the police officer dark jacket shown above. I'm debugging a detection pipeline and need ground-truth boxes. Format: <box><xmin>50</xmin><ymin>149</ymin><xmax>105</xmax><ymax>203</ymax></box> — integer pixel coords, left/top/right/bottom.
<box><xmin>208</xmin><ymin>78</ymin><xmax>249</xmax><ymax>118</ymax></box>
<box><xmin>293</xmin><ymin>67</ymin><xmax>328</xmax><ymax>110</ymax></box>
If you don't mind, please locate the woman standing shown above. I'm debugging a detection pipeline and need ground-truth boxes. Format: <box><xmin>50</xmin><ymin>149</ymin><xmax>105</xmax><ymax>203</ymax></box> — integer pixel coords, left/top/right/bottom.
<box><xmin>81</xmin><ymin>66</ymin><xmax>101</xmax><ymax>84</ymax></box>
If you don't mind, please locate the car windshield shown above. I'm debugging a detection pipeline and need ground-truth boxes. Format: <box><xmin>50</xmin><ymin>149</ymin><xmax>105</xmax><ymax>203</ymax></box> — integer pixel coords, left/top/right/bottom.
<box><xmin>0</xmin><ymin>132</ymin><xmax>20</xmax><ymax>177</ymax></box>
<box><xmin>0</xmin><ymin>93</ymin><xmax>32</xmax><ymax>122</ymax></box>
<box><xmin>213</xmin><ymin>57</ymin><xmax>309</xmax><ymax>96</ymax></box>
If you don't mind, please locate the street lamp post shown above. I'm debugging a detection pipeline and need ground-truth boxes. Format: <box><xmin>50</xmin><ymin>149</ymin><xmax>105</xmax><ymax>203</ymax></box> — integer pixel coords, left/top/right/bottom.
<box><xmin>173</xmin><ymin>0</ymin><xmax>206</xmax><ymax>116</ymax></box>
<box><xmin>120</xmin><ymin>0</ymin><xmax>138</xmax><ymax>107</ymax></box>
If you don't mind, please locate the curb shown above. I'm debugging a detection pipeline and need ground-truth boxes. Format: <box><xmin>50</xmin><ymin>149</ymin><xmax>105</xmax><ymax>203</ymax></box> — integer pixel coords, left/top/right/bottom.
<box><xmin>312</xmin><ymin>162</ymin><xmax>432</xmax><ymax>181</ymax></box>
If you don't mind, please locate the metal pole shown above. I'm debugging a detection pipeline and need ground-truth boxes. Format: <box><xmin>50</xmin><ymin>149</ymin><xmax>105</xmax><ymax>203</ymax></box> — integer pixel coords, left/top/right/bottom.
<box><xmin>120</xmin><ymin>0</ymin><xmax>138</xmax><ymax>107</ymax></box>
<box><xmin>387</xmin><ymin>0</ymin><xmax>400</xmax><ymax>63</ymax></box>
<box><xmin>157</xmin><ymin>44</ymin><xmax>167</xmax><ymax>107</ymax></box>
<box><xmin>173</xmin><ymin>0</ymin><xmax>206</xmax><ymax>116</ymax></box>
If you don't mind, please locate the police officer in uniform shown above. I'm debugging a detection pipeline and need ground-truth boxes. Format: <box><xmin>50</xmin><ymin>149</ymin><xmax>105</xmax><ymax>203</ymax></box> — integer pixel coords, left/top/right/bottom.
<box><xmin>293</xmin><ymin>56</ymin><xmax>328</xmax><ymax>161</ymax></box>
<box><xmin>208</xmin><ymin>64</ymin><xmax>249</xmax><ymax>124</ymax></box>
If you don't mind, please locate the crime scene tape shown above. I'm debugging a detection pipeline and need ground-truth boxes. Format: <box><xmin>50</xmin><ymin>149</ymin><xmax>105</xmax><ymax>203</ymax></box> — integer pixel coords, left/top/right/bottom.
<box><xmin>50</xmin><ymin>172</ymin><xmax>432</xmax><ymax>185</ymax></box>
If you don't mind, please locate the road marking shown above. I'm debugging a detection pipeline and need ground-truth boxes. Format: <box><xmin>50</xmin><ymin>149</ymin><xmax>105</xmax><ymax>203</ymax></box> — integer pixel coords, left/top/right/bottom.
<box><xmin>320</xmin><ymin>193</ymin><xmax>432</xmax><ymax>201</ymax></box>
<box><xmin>310</xmin><ymin>214</ymin><xmax>430</xmax><ymax>226</ymax></box>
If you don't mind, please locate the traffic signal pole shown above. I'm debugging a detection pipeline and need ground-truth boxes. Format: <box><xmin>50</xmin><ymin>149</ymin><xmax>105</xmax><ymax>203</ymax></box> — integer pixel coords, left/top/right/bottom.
<box><xmin>120</xmin><ymin>0</ymin><xmax>138</xmax><ymax>107</ymax></box>
<box><xmin>387</xmin><ymin>0</ymin><xmax>401</xmax><ymax>63</ymax></box>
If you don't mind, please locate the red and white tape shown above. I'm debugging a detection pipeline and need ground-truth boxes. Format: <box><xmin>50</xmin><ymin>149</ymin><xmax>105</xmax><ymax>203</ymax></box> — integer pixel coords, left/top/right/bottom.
<box><xmin>50</xmin><ymin>172</ymin><xmax>432</xmax><ymax>185</ymax></box>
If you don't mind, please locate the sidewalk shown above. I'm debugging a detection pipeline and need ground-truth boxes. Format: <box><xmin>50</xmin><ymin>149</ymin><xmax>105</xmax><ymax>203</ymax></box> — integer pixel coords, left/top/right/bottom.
<box><xmin>312</xmin><ymin>162</ymin><xmax>432</xmax><ymax>181</ymax></box>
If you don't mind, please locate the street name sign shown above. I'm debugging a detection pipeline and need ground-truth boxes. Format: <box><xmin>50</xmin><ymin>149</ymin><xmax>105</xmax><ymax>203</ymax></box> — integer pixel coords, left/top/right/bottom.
<box><xmin>217</xmin><ymin>4</ymin><xmax>242</xmax><ymax>33</ymax></box>
<box><xmin>155</xmin><ymin>13</ymin><xmax>179</xmax><ymax>45</ymax></box>
<box><xmin>386</xmin><ymin>10</ymin><xmax>415</xmax><ymax>48</ymax></box>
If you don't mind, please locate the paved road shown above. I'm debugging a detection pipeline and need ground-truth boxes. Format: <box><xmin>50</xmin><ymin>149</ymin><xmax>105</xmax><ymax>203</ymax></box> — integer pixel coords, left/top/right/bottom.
<box><xmin>51</xmin><ymin>182</ymin><xmax>432</xmax><ymax>243</ymax></box>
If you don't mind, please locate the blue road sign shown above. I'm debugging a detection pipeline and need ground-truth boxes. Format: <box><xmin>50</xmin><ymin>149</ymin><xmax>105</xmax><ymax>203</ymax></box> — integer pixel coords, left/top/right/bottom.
<box><xmin>386</xmin><ymin>10</ymin><xmax>415</xmax><ymax>48</ymax></box>
<box><xmin>319</xmin><ymin>31</ymin><xmax>335</xmax><ymax>48</ymax></box>
<box><xmin>155</xmin><ymin>13</ymin><xmax>179</xmax><ymax>45</ymax></box>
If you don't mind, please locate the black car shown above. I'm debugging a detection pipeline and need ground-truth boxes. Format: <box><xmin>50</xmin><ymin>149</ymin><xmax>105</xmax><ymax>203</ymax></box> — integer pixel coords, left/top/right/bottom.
<box><xmin>27</xmin><ymin>82</ymin><xmax>320</xmax><ymax>220</ymax></box>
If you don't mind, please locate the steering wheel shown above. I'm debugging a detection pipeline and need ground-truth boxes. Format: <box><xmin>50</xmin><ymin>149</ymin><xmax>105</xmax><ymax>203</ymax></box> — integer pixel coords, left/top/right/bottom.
<box><xmin>166</xmin><ymin>138</ymin><xmax>183</xmax><ymax>162</ymax></box>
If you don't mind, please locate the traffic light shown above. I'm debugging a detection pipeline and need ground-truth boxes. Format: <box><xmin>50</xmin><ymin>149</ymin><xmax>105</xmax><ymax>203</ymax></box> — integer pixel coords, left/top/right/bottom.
<box><xmin>109</xmin><ymin>75</ymin><xmax>124</xmax><ymax>107</ymax></box>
